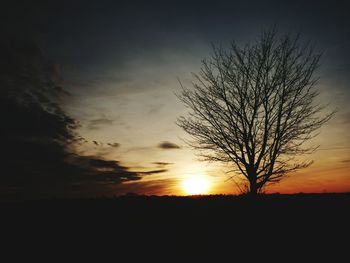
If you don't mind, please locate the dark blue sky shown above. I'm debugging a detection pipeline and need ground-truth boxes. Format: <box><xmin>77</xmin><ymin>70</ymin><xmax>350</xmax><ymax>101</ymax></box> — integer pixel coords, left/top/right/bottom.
<box><xmin>3</xmin><ymin>0</ymin><xmax>350</xmax><ymax>70</ymax></box>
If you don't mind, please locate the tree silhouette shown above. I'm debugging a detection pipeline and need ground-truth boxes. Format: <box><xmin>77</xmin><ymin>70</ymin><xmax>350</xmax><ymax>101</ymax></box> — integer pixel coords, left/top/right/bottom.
<box><xmin>177</xmin><ymin>29</ymin><xmax>334</xmax><ymax>195</ymax></box>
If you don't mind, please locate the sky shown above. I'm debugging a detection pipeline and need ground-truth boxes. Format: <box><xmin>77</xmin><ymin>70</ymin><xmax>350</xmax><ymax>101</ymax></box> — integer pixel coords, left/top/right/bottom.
<box><xmin>1</xmin><ymin>0</ymin><xmax>350</xmax><ymax>199</ymax></box>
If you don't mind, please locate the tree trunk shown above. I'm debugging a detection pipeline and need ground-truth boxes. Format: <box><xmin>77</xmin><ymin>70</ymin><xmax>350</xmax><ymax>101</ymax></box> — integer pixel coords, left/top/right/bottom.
<box><xmin>249</xmin><ymin>179</ymin><xmax>257</xmax><ymax>196</ymax></box>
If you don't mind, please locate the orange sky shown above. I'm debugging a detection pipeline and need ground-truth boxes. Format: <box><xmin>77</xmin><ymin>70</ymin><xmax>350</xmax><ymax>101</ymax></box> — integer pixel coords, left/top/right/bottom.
<box><xmin>64</xmin><ymin>70</ymin><xmax>350</xmax><ymax>196</ymax></box>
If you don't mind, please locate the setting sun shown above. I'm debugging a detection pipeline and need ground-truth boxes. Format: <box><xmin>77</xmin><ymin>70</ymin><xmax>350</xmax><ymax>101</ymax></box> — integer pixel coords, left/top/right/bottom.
<box><xmin>182</xmin><ymin>176</ymin><xmax>211</xmax><ymax>195</ymax></box>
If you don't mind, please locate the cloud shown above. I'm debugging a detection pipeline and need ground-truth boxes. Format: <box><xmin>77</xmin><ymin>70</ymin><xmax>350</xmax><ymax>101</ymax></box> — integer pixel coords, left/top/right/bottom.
<box><xmin>158</xmin><ymin>141</ymin><xmax>181</xmax><ymax>150</ymax></box>
<box><xmin>88</xmin><ymin>118</ymin><xmax>114</xmax><ymax>130</ymax></box>
<box><xmin>138</xmin><ymin>169</ymin><xmax>168</xmax><ymax>175</ymax></box>
<box><xmin>68</xmin><ymin>155</ymin><xmax>141</xmax><ymax>183</ymax></box>
<box><xmin>0</xmin><ymin>38</ymin><xmax>147</xmax><ymax>199</ymax></box>
<box><xmin>107</xmin><ymin>142</ymin><xmax>120</xmax><ymax>148</ymax></box>
<box><xmin>152</xmin><ymin>162</ymin><xmax>173</xmax><ymax>166</ymax></box>
<box><xmin>341</xmin><ymin>159</ymin><xmax>350</xmax><ymax>163</ymax></box>
<box><xmin>111</xmin><ymin>178</ymin><xmax>179</xmax><ymax>196</ymax></box>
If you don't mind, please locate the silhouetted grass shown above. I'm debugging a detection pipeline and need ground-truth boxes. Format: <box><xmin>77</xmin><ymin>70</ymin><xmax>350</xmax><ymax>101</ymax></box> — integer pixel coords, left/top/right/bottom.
<box><xmin>2</xmin><ymin>193</ymin><xmax>349</xmax><ymax>226</ymax></box>
<box><xmin>1</xmin><ymin>193</ymin><xmax>349</xmax><ymax>258</ymax></box>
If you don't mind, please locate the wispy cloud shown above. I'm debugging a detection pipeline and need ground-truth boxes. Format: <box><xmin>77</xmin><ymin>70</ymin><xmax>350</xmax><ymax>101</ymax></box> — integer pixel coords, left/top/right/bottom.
<box><xmin>152</xmin><ymin>162</ymin><xmax>174</xmax><ymax>166</ymax></box>
<box><xmin>158</xmin><ymin>141</ymin><xmax>181</xmax><ymax>150</ymax></box>
<box><xmin>138</xmin><ymin>169</ymin><xmax>168</xmax><ymax>175</ymax></box>
<box><xmin>107</xmin><ymin>142</ymin><xmax>120</xmax><ymax>148</ymax></box>
<box><xmin>114</xmin><ymin>178</ymin><xmax>179</xmax><ymax>196</ymax></box>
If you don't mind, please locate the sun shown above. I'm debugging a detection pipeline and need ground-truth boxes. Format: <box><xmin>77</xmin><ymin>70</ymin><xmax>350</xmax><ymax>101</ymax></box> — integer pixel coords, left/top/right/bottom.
<box><xmin>182</xmin><ymin>175</ymin><xmax>211</xmax><ymax>195</ymax></box>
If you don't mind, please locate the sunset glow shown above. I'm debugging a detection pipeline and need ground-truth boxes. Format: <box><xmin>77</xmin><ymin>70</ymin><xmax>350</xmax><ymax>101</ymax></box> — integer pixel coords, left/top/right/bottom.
<box><xmin>182</xmin><ymin>175</ymin><xmax>211</xmax><ymax>195</ymax></box>
<box><xmin>1</xmin><ymin>1</ymin><xmax>349</xmax><ymax>200</ymax></box>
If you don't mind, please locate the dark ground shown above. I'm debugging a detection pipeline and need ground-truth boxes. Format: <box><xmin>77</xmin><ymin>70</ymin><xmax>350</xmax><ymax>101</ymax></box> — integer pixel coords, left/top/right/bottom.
<box><xmin>1</xmin><ymin>193</ymin><xmax>349</xmax><ymax>259</ymax></box>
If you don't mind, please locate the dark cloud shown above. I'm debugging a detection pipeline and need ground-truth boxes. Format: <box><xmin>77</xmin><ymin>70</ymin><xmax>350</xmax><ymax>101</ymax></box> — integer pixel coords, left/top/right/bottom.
<box><xmin>158</xmin><ymin>141</ymin><xmax>181</xmax><ymax>150</ymax></box>
<box><xmin>68</xmin><ymin>155</ymin><xmax>141</xmax><ymax>183</ymax></box>
<box><xmin>91</xmin><ymin>140</ymin><xmax>121</xmax><ymax>148</ymax></box>
<box><xmin>0</xmin><ymin>37</ymin><xmax>144</xmax><ymax>199</ymax></box>
<box><xmin>111</xmin><ymin>178</ymin><xmax>179</xmax><ymax>196</ymax></box>
<box><xmin>152</xmin><ymin>162</ymin><xmax>173</xmax><ymax>166</ymax></box>
<box><xmin>88</xmin><ymin>118</ymin><xmax>114</xmax><ymax>130</ymax></box>
<box><xmin>1</xmin><ymin>37</ymin><xmax>77</xmax><ymax>185</ymax></box>
<box><xmin>341</xmin><ymin>160</ymin><xmax>350</xmax><ymax>163</ymax></box>
<box><xmin>138</xmin><ymin>169</ymin><xmax>168</xmax><ymax>175</ymax></box>
<box><xmin>107</xmin><ymin>142</ymin><xmax>120</xmax><ymax>148</ymax></box>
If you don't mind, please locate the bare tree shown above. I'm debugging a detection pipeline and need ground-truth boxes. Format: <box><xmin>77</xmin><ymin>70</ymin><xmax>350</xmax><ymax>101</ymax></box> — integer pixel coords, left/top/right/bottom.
<box><xmin>177</xmin><ymin>29</ymin><xmax>334</xmax><ymax>195</ymax></box>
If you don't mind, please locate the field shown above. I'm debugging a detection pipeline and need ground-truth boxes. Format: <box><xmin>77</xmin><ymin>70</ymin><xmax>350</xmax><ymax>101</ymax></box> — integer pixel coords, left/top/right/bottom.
<box><xmin>1</xmin><ymin>193</ymin><xmax>349</xmax><ymax>258</ymax></box>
